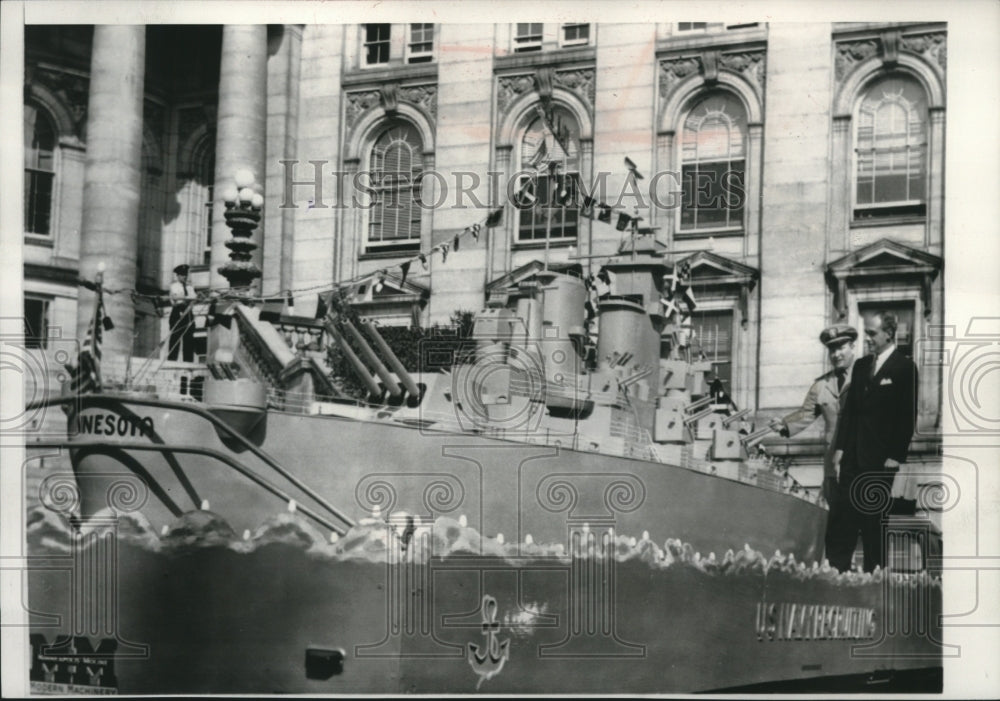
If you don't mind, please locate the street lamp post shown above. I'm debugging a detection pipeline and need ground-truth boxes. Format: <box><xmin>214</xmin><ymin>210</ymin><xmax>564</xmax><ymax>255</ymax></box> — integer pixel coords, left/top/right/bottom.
<box><xmin>218</xmin><ymin>167</ymin><xmax>264</xmax><ymax>295</ymax></box>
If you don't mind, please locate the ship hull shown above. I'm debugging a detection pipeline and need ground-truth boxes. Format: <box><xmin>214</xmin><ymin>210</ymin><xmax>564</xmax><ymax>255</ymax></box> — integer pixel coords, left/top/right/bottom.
<box><xmin>26</xmin><ymin>534</ymin><xmax>943</xmax><ymax>694</ymax></box>
<box><xmin>23</xmin><ymin>394</ymin><xmax>942</xmax><ymax>694</ymax></box>
<box><xmin>64</xmin><ymin>394</ymin><xmax>825</xmax><ymax>561</ymax></box>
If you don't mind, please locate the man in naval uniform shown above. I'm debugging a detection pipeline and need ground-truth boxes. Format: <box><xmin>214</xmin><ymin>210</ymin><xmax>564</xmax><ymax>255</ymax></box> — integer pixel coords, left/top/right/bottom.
<box><xmin>769</xmin><ymin>324</ymin><xmax>857</xmax><ymax>524</ymax></box>
<box><xmin>168</xmin><ymin>264</ymin><xmax>198</xmax><ymax>362</ymax></box>
<box><xmin>828</xmin><ymin>311</ymin><xmax>918</xmax><ymax>573</ymax></box>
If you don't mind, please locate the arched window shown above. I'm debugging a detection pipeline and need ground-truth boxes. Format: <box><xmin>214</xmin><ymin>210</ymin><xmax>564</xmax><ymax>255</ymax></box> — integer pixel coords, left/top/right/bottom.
<box><xmin>24</xmin><ymin>102</ymin><xmax>57</xmax><ymax>235</ymax></box>
<box><xmin>367</xmin><ymin>122</ymin><xmax>423</xmax><ymax>250</ymax></box>
<box><xmin>517</xmin><ymin>106</ymin><xmax>581</xmax><ymax>243</ymax></box>
<box><xmin>854</xmin><ymin>75</ymin><xmax>927</xmax><ymax>217</ymax></box>
<box><xmin>680</xmin><ymin>93</ymin><xmax>746</xmax><ymax>232</ymax></box>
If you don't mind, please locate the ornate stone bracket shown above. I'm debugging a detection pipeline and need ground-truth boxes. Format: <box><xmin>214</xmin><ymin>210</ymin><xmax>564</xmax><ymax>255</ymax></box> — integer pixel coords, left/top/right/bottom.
<box><xmin>379</xmin><ymin>83</ymin><xmax>399</xmax><ymax>114</ymax></box>
<box><xmin>830</xmin><ymin>274</ymin><xmax>850</xmax><ymax>321</ymax></box>
<box><xmin>921</xmin><ymin>272</ymin><xmax>934</xmax><ymax>319</ymax></box>
<box><xmin>835</xmin><ymin>29</ymin><xmax>946</xmax><ymax>83</ymax></box>
<box><xmin>535</xmin><ymin>67</ymin><xmax>554</xmax><ymax>105</ymax></box>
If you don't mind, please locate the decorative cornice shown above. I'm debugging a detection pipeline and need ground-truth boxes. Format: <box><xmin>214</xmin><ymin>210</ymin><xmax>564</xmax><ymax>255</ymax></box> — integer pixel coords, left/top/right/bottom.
<box><xmin>835</xmin><ymin>30</ymin><xmax>946</xmax><ymax>82</ymax></box>
<box><xmin>826</xmin><ymin>238</ymin><xmax>943</xmax><ymax>320</ymax></box>
<box><xmin>27</xmin><ymin>64</ymin><xmax>90</xmax><ymax>138</ymax></box>
<box><xmin>552</xmin><ymin>67</ymin><xmax>596</xmax><ymax>110</ymax></box>
<box><xmin>899</xmin><ymin>32</ymin><xmax>946</xmax><ymax>72</ymax></box>
<box><xmin>398</xmin><ymin>84</ymin><xmax>437</xmax><ymax>118</ymax></box>
<box><xmin>496</xmin><ymin>66</ymin><xmax>596</xmax><ymax>125</ymax></box>
<box><xmin>718</xmin><ymin>51</ymin><xmax>766</xmax><ymax>93</ymax></box>
<box><xmin>344</xmin><ymin>89</ymin><xmax>382</xmax><ymax>131</ymax></box>
<box><xmin>659</xmin><ymin>49</ymin><xmax>765</xmax><ymax>100</ymax></box>
<box><xmin>497</xmin><ymin>73</ymin><xmax>536</xmax><ymax>115</ymax></box>
<box><xmin>345</xmin><ymin>82</ymin><xmax>438</xmax><ymax>137</ymax></box>
<box><xmin>24</xmin><ymin>262</ymin><xmax>80</xmax><ymax>286</ymax></box>
<box><xmin>658</xmin><ymin>56</ymin><xmax>703</xmax><ymax>98</ymax></box>
<box><xmin>834</xmin><ymin>39</ymin><xmax>880</xmax><ymax>81</ymax></box>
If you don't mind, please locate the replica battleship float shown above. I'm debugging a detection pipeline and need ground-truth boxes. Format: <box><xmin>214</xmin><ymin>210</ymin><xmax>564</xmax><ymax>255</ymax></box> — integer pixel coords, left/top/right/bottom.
<box><xmin>26</xmin><ymin>181</ymin><xmax>943</xmax><ymax>694</ymax></box>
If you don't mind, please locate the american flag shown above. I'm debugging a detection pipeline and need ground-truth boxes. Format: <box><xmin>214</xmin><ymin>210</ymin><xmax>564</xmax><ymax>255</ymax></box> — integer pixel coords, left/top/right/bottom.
<box><xmin>65</xmin><ymin>289</ymin><xmax>112</xmax><ymax>395</ymax></box>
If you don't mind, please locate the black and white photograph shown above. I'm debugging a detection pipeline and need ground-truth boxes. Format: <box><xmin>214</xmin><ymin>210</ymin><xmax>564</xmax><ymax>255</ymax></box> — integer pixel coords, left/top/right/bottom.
<box><xmin>1</xmin><ymin>1</ymin><xmax>998</xmax><ymax>696</ymax></box>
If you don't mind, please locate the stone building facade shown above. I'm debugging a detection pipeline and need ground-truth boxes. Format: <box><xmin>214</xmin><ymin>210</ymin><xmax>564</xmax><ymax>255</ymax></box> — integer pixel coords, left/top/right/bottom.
<box><xmin>22</xmin><ymin>22</ymin><xmax>946</xmax><ymax>496</ymax></box>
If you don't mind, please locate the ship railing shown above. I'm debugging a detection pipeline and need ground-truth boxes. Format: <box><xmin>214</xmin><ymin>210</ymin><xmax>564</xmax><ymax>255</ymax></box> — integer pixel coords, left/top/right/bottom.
<box><xmin>100</xmin><ymin>358</ymin><xmax>210</xmax><ymax>403</ymax></box>
<box><xmin>266</xmin><ymin>387</ymin><xmax>819</xmax><ymax>505</ymax></box>
<box><xmin>389</xmin><ymin>404</ymin><xmax>660</xmax><ymax>461</ymax></box>
<box><xmin>268</xmin><ymin>387</ymin><xmax>366</xmax><ymax>413</ymax></box>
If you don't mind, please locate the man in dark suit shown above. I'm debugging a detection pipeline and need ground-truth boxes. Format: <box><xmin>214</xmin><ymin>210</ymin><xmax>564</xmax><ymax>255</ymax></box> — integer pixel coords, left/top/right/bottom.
<box><xmin>827</xmin><ymin>311</ymin><xmax>918</xmax><ymax>572</ymax></box>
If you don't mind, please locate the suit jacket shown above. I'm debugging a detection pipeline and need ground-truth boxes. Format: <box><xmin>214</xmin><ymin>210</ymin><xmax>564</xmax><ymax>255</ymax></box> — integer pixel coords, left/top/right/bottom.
<box><xmin>780</xmin><ymin>363</ymin><xmax>852</xmax><ymax>478</ymax></box>
<box><xmin>835</xmin><ymin>349</ymin><xmax>918</xmax><ymax>474</ymax></box>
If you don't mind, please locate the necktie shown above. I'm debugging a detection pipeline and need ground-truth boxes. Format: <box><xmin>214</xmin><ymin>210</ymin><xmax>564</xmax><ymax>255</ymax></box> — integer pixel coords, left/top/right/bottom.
<box><xmin>836</xmin><ymin>369</ymin><xmax>846</xmax><ymax>392</ymax></box>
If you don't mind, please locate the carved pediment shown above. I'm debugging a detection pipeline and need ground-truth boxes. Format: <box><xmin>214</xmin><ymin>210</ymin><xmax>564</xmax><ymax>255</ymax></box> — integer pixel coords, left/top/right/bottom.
<box><xmin>675</xmin><ymin>251</ymin><xmax>759</xmax><ymax>325</ymax></box>
<box><xmin>352</xmin><ymin>270</ymin><xmax>429</xmax><ymax>302</ymax></box>
<box><xmin>679</xmin><ymin>251</ymin><xmax>759</xmax><ymax>289</ymax></box>
<box><xmin>826</xmin><ymin>238</ymin><xmax>942</xmax><ymax>319</ymax></box>
<box><xmin>827</xmin><ymin>238</ymin><xmax>942</xmax><ymax>278</ymax></box>
<box><xmin>486</xmin><ymin>260</ymin><xmax>583</xmax><ymax>295</ymax></box>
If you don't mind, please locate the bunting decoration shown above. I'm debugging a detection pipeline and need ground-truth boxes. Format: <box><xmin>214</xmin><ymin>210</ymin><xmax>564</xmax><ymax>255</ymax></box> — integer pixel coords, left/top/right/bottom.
<box><xmin>594</xmin><ymin>267</ymin><xmax>615</xmax><ymax>298</ymax></box>
<box><xmin>514</xmin><ymin>178</ymin><xmax>536</xmax><ymax>206</ymax></box>
<box><xmin>663</xmin><ymin>260</ymin><xmax>697</xmax><ymax>314</ymax></box>
<box><xmin>660</xmin><ymin>296</ymin><xmax>678</xmax><ymax>318</ymax></box>
<box><xmin>286</xmin><ymin>144</ymin><xmax>662</xmax><ymax>319</ymax></box>
<box><xmin>259</xmin><ymin>297</ymin><xmax>285</xmax><ymax>322</ymax></box>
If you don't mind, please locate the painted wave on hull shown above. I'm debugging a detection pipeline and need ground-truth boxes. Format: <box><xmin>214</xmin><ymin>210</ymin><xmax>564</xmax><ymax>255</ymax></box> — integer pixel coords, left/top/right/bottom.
<box><xmin>26</xmin><ymin>504</ymin><xmax>944</xmax><ymax>694</ymax></box>
<box><xmin>26</xmin><ymin>504</ymin><xmax>940</xmax><ymax>587</ymax></box>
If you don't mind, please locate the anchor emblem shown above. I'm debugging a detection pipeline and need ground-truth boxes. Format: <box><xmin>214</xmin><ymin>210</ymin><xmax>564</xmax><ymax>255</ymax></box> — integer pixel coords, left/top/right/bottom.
<box><xmin>467</xmin><ymin>595</ymin><xmax>510</xmax><ymax>690</ymax></box>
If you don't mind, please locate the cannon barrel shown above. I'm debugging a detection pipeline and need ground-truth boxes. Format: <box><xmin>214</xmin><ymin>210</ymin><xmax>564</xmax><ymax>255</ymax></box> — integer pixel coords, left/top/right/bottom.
<box><xmin>360</xmin><ymin>320</ymin><xmax>421</xmax><ymax>398</ymax></box>
<box><xmin>341</xmin><ymin>320</ymin><xmax>402</xmax><ymax>399</ymax></box>
<box><xmin>325</xmin><ymin>320</ymin><xmax>382</xmax><ymax>397</ymax></box>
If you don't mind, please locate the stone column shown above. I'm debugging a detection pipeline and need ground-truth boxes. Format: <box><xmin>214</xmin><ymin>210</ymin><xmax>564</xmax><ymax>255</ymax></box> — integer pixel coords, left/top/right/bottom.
<box><xmin>211</xmin><ymin>25</ymin><xmax>268</xmax><ymax>291</ymax></box>
<box><xmin>264</xmin><ymin>24</ymin><xmax>303</xmax><ymax>295</ymax></box>
<box><xmin>78</xmin><ymin>26</ymin><xmax>145</xmax><ymax>362</ymax></box>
